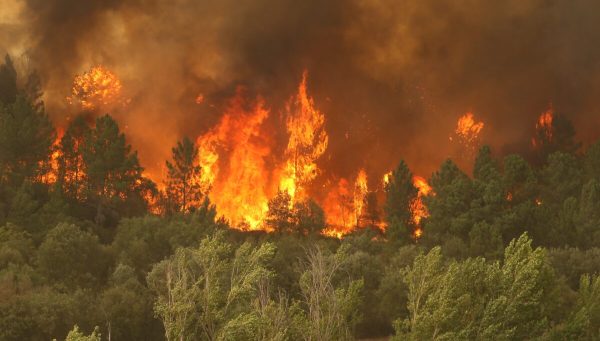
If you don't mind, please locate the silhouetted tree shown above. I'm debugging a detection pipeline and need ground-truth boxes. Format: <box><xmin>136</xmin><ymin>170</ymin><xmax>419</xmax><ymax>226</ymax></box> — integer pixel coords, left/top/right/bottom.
<box><xmin>0</xmin><ymin>55</ymin><xmax>17</xmax><ymax>105</ymax></box>
<box><xmin>0</xmin><ymin>96</ymin><xmax>54</xmax><ymax>187</ymax></box>
<box><xmin>534</xmin><ymin>113</ymin><xmax>580</xmax><ymax>164</ymax></box>
<box><xmin>384</xmin><ymin>160</ymin><xmax>417</xmax><ymax>242</ymax></box>
<box><xmin>81</xmin><ymin>115</ymin><xmax>155</xmax><ymax>226</ymax></box>
<box><xmin>265</xmin><ymin>191</ymin><xmax>293</xmax><ymax>233</ymax></box>
<box><xmin>293</xmin><ymin>198</ymin><xmax>326</xmax><ymax>235</ymax></box>
<box><xmin>165</xmin><ymin>137</ymin><xmax>203</xmax><ymax>213</ymax></box>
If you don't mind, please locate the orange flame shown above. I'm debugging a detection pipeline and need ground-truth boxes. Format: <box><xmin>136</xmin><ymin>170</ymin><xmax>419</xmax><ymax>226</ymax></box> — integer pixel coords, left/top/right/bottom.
<box><xmin>410</xmin><ymin>175</ymin><xmax>432</xmax><ymax>239</ymax></box>
<box><xmin>353</xmin><ymin>169</ymin><xmax>368</xmax><ymax>227</ymax></box>
<box><xmin>453</xmin><ymin>112</ymin><xmax>484</xmax><ymax>151</ymax></box>
<box><xmin>322</xmin><ymin>178</ymin><xmax>353</xmax><ymax>238</ymax></box>
<box><xmin>196</xmin><ymin>89</ymin><xmax>271</xmax><ymax>230</ymax></box>
<box><xmin>67</xmin><ymin>65</ymin><xmax>123</xmax><ymax>110</ymax></box>
<box><xmin>279</xmin><ymin>71</ymin><xmax>328</xmax><ymax>203</ymax></box>
<box><xmin>532</xmin><ymin>108</ymin><xmax>553</xmax><ymax>148</ymax></box>
<box><xmin>322</xmin><ymin>169</ymin><xmax>370</xmax><ymax>238</ymax></box>
<box><xmin>382</xmin><ymin>170</ymin><xmax>392</xmax><ymax>187</ymax></box>
<box><xmin>195</xmin><ymin>72</ymin><xmax>328</xmax><ymax>230</ymax></box>
<box><xmin>41</xmin><ymin>128</ymin><xmax>64</xmax><ymax>184</ymax></box>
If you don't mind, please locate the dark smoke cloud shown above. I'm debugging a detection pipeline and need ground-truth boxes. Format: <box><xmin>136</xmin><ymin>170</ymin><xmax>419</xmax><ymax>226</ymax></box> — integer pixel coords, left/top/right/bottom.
<box><xmin>3</xmin><ymin>0</ymin><xmax>600</xmax><ymax>182</ymax></box>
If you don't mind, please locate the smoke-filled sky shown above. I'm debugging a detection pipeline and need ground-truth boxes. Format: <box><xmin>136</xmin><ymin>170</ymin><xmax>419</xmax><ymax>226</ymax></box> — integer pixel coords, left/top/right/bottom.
<box><xmin>2</xmin><ymin>0</ymin><xmax>600</xmax><ymax>182</ymax></box>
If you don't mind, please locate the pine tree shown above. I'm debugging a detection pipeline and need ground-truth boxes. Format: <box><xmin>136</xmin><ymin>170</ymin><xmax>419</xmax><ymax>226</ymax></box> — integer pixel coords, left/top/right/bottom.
<box><xmin>0</xmin><ymin>96</ymin><xmax>54</xmax><ymax>187</ymax></box>
<box><xmin>384</xmin><ymin>160</ymin><xmax>417</xmax><ymax>233</ymax></box>
<box><xmin>81</xmin><ymin>115</ymin><xmax>153</xmax><ymax>225</ymax></box>
<box><xmin>165</xmin><ymin>137</ymin><xmax>203</xmax><ymax>213</ymax></box>
<box><xmin>0</xmin><ymin>55</ymin><xmax>17</xmax><ymax>105</ymax></box>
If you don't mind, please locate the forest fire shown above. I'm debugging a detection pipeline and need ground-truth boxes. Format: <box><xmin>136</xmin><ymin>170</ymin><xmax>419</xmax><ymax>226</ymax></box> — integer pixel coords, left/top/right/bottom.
<box><xmin>410</xmin><ymin>175</ymin><xmax>432</xmax><ymax>239</ymax></box>
<box><xmin>67</xmin><ymin>66</ymin><xmax>123</xmax><ymax>110</ymax></box>
<box><xmin>196</xmin><ymin>90</ymin><xmax>271</xmax><ymax>230</ymax></box>
<box><xmin>321</xmin><ymin>169</ymin><xmax>371</xmax><ymax>238</ymax></box>
<box><xmin>3</xmin><ymin>2</ymin><xmax>600</xmax><ymax>339</ymax></box>
<box><xmin>453</xmin><ymin>112</ymin><xmax>485</xmax><ymax>151</ymax></box>
<box><xmin>279</xmin><ymin>71</ymin><xmax>329</xmax><ymax>204</ymax></box>
<box><xmin>41</xmin><ymin>128</ymin><xmax>64</xmax><ymax>184</ymax></box>
<box><xmin>532</xmin><ymin>108</ymin><xmax>554</xmax><ymax>148</ymax></box>
<box><xmin>537</xmin><ymin>109</ymin><xmax>554</xmax><ymax>139</ymax></box>
<box><xmin>195</xmin><ymin>72</ymin><xmax>331</xmax><ymax>230</ymax></box>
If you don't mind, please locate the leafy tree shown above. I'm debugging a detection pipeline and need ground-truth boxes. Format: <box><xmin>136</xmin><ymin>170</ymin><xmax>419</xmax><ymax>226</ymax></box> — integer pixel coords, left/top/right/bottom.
<box><xmin>165</xmin><ymin>137</ymin><xmax>203</xmax><ymax>213</ymax></box>
<box><xmin>147</xmin><ymin>232</ymin><xmax>275</xmax><ymax>341</ymax></box>
<box><xmin>112</xmin><ymin>216</ymin><xmax>172</xmax><ymax>274</ymax></box>
<box><xmin>560</xmin><ymin>274</ymin><xmax>600</xmax><ymax>339</ymax></box>
<box><xmin>376</xmin><ymin>245</ymin><xmax>420</xmax><ymax>333</ymax></box>
<box><xmin>37</xmin><ymin>223</ymin><xmax>110</xmax><ymax>290</ymax></box>
<box><xmin>62</xmin><ymin>325</ymin><xmax>101</xmax><ymax>341</ymax></box>
<box><xmin>0</xmin><ymin>223</ymin><xmax>35</xmax><ymax>298</ymax></box>
<box><xmin>547</xmin><ymin>247</ymin><xmax>600</xmax><ymax>290</ymax></box>
<box><xmin>99</xmin><ymin>264</ymin><xmax>159</xmax><ymax>341</ymax></box>
<box><xmin>394</xmin><ymin>233</ymin><xmax>555</xmax><ymax>340</ymax></box>
<box><xmin>577</xmin><ymin>179</ymin><xmax>600</xmax><ymax>248</ymax></box>
<box><xmin>540</xmin><ymin>151</ymin><xmax>582</xmax><ymax>206</ymax></box>
<box><xmin>298</xmin><ymin>245</ymin><xmax>364</xmax><ymax>341</ymax></box>
<box><xmin>0</xmin><ymin>288</ymin><xmax>85</xmax><ymax>341</ymax></box>
<box><xmin>218</xmin><ymin>280</ymin><xmax>304</xmax><ymax>341</ymax></box>
<box><xmin>584</xmin><ymin>141</ymin><xmax>600</xmax><ymax>183</ymax></box>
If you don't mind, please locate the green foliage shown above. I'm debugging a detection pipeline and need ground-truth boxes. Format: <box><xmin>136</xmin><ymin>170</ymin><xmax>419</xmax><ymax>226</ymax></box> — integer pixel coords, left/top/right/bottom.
<box><xmin>298</xmin><ymin>245</ymin><xmax>364</xmax><ymax>341</ymax></box>
<box><xmin>81</xmin><ymin>115</ymin><xmax>155</xmax><ymax>226</ymax></box>
<box><xmin>266</xmin><ymin>191</ymin><xmax>326</xmax><ymax>235</ymax></box>
<box><xmin>293</xmin><ymin>198</ymin><xmax>326</xmax><ymax>235</ymax></box>
<box><xmin>165</xmin><ymin>137</ymin><xmax>203</xmax><ymax>213</ymax></box>
<box><xmin>394</xmin><ymin>233</ymin><xmax>555</xmax><ymax>340</ymax></box>
<box><xmin>63</xmin><ymin>325</ymin><xmax>101</xmax><ymax>341</ymax></box>
<box><xmin>147</xmin><ymin>231</ymin><xmax>275</xmax><ymax>341</ymax></box>
<box><xmin>37</xmin><ymin>223</ymin><xmax>110</xmax><ymax>290</ymax></box>
<box><xmin>0</xmin><ymin>57</ymin><xmax>599</xmax><ymax>340</ymax></box>
<box><xmin>266</xmin><ymin>191</ymin><xmax>294</xmax><ymax>233</ymax></box>
<box><xmin>533</xmin><ymin>113</ymin><xmax>580</xmax><ymax>164</ymax></box>
<box><xmin>0</xmin><ymin>54</ymin><xmax>17</xmax><ymax>105</ymax></box>
<box><xmin>0</xmin><ymin>95</ymin><xmax>54</xmax><ymax>187</ymax></box>
<box><xmin>100</xmin><ymin>264</ymin><xmax>159</xmax><ymax>340</ymax></box>
<box><xmin>384</xmin><ymin>160</ymin><xmax>417</xmax><ymax>241</ymax></box>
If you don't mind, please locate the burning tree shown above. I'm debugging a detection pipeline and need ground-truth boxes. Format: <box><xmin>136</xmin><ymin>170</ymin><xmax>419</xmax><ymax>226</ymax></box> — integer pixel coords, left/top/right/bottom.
<box><xmin>67</xmin><ymin>65</ymin><xmax>124</xmax><ymax>110</ymax></box>
<box><xmin>532</xmin><ymin>108</ymin><xmax>580</xmax><ymax>164</ymax></box>
<box><xmin>279</xmin><ymin>71</ymin><xmax>329</xmax><ymax>203</ymax></box>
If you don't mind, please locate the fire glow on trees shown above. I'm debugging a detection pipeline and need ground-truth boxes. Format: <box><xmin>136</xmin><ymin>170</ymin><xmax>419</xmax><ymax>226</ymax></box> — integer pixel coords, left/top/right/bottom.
<box><xmin>196</xmin><ymin>90</ymin><xmax>271</xmax><ymax>230</ymax></box>
<box><xmin>193</xmin><ymin>72</ymin><xmax>383</xmax><ymax>235</ymax></box>
<box><xmin>195</xmin><ymin>72</ymin><xmax>332</xmax><ymax>231</ymax></box>
<box><xmin>532</xmin><ymin>108</ymin><xmax>554</xmax><ymax>148</ymax></box>
<box><xmin>452</xmin><ymin>112</ymin><xmax>485</xmax><ymax>152</ymax></box>
<box><xmin>321</xmin><ymin>169</ymin><xmax>371</xmax><ymax>239</ymax></box>
<box><xmin>67</xmin><ymin>66</ymin><xmax>123</xmax><ymax>110</ymax></box>
<box><xmin>411</xmin><ymin>175</ymin><xmax>432</xmax><ymax>239</ymax></box>
<box><xmin>41</xmin><ymin>128</ymin><xmax>64</xmax><ymax>184</ymax></box>
<box><xmin>279</xmin><ymin>71</ymin><xmax>329</xmax><ymax>204</ymax></box>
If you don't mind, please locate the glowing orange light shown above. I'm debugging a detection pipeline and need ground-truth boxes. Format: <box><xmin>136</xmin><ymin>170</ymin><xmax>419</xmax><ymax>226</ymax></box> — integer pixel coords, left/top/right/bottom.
<box><xmin>67</xmin><ymin>65</ymin><xmax>123</xmax><ymax>110</ymax></box>
<box><xmin>454</xmin><ymin>112</ymin><xmax>484</xmax><ymax>151</ymax></box>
